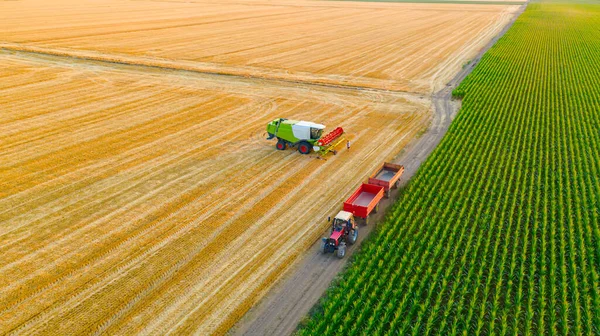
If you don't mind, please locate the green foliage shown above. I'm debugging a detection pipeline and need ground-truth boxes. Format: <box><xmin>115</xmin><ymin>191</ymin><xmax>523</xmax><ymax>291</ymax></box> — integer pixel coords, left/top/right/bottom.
<box><xmin>297</xmin><ymin>2</ymin><xmax>600</xmax><ymax>335</ymax></box>
<box><xmin>452</xmin><ymin>87</ymin><xmax>466</xmax><ymax>99</ymax></box>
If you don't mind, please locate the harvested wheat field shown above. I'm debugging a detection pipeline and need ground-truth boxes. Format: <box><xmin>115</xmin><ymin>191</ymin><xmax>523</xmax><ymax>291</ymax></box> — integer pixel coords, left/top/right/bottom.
<box><xmin>0</xmin><ymin>52</ymin><xmax>427</xmax><ymax>335</ymax></box>
<box><xmin>0</xmin><ymin>0</ymin><xmax>519</xmax><ymax>93</ymax></box>
<box><xmin>0</xmin><ymin>0</ymin><xmax>520</xmax><ymax>334</ymax></box>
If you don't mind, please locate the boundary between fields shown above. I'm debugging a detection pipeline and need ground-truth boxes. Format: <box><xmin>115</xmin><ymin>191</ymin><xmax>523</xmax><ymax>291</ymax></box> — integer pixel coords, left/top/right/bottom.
<box><xmin>0</xmin><ymin>44</ymin><xmax>414</xmax><ymax>96</ymax></box>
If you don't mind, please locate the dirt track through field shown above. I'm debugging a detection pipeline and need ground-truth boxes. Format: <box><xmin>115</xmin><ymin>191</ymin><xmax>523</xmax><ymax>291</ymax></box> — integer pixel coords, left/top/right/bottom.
<box><xmin>231</xmin><ymin>1</ymin><xmax>529</xmax><ymax>335</ymax></box>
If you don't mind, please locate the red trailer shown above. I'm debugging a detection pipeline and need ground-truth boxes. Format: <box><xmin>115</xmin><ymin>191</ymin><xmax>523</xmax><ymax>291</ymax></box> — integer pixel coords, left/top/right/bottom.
<box><xmin>343</xmin><ymin>183</ymin><xmax>384</xmax><ymax>225</ymax></box>
<box><xmin>368</xmin><ymin>162</ymin><xmax>405</xmax><ymax>198</ymax></box>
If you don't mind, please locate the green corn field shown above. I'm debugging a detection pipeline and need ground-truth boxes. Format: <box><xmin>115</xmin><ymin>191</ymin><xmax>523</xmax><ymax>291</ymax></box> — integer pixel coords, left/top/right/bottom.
<box><xmin>297</xmin><ymin>2</ymin><xmax>600</xmax><ymax>335</ymax></box>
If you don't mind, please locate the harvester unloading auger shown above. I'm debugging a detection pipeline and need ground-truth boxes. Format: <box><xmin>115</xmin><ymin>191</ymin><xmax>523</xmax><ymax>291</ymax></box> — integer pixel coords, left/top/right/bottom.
<box><xmin>266</xmin><ymin>118</ymin><xmax>346</xmax><ymax>155</ymax></box>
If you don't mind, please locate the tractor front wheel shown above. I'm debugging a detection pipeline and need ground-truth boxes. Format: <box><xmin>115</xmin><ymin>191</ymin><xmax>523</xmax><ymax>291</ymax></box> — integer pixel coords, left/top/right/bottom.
<box><xmin>298</xmin><ymin>141</ymin><xmax>311</xmax><ymax>155</ymax></box>
<box><xmin>321</xmin><ymin>240</ymin><xmax>327</xmax><ymax>254</ymax></box>
<box><xmin>276</xmin><ymin>139</ymin><xmax>287</xmax><ymax>150</ymax></box>
<box><xmin>337</xmin><ymin>243</ymin><xmax>346</xmax><ymax>258</ymax></box>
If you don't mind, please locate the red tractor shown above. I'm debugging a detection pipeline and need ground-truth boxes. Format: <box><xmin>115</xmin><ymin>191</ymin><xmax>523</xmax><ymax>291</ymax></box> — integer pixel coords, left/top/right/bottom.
<box><xmin>321</xmin><ymin>211</ymin><xmax>358</xmax><ymax>258</ymax></box>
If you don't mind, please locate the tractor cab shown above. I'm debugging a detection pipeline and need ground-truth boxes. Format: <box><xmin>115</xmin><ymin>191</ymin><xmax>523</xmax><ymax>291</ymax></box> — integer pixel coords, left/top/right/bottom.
<box><xmin>321</xmin><ymin>210</ymin><xmax>358</xmax><ymax>258</ymax></box>
<box><xmin>331</xmin><ymin>210</ymin><xmax>354</xmax><ymax>232</ymax></box>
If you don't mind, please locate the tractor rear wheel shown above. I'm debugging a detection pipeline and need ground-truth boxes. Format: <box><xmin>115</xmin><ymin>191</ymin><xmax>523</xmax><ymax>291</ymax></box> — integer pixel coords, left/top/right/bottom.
<box><xmin>348</xmin><ymin>228</ymin><xmax>358</xmax><ymax>245</ymax></box>
<box><xmin>298</xmin><ymin>141</ymin><xmax>311</xmax><ymax>154</ymax></box>
<box><xmin>337</xmin><ymin>243</ymin><xmax>346</xmax><ymax>258</ymax></box>
<box><xmin>276</xmin><ymin>139</ymin><xmax>287</xmax><ymax>150</ymax></box>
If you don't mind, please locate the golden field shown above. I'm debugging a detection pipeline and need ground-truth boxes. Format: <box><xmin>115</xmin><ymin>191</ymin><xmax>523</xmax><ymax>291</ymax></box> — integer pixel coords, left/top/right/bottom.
<box><xmin>0</xmin><ymin>51</ymin><xmax>428</xmax><ymax>335</ymax></box>
<box><xmin>0</xmin><ymin>0</ymin><xmax>519</xmax><ymax>334</ymax></box>
<box><xmin>0</xmin><ymin>0</ymin><xmax>518</xmax><ymax>93</ymax></box>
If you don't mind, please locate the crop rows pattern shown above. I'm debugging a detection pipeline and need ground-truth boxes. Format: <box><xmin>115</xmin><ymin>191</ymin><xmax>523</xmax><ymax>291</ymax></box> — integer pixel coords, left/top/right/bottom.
<box><xmin>298</xmin><ymin>3</ymin><xmax>600</xmax><ymax>335</ymax></box>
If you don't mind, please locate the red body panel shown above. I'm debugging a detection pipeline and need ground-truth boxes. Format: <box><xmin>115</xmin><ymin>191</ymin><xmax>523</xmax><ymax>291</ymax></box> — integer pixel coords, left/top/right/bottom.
<box><xmin>368</xmin><ymin>162</ymin><xmax>404</xmax><ymax>191</ymax></box>
<box><xmin>329</xmin><ymin>230</ymin><xmax>344</xmax><ymax>243</ymax></box>
<box><xmin>317</xmin><ymin>127</ymin><xmax>344</xmax><ymax>146</ymax></box>
<box><xmin>343</xmin><ymin>183</ymin><xmax>384</xmax><ymax>219</ymax></box>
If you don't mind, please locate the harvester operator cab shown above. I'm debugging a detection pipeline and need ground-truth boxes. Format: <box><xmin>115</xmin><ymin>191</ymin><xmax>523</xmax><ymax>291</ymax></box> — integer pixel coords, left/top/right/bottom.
<box><xmin>310</xmin><ymin>127</ymin><xmax>323</xmax><ymax>140</ymax></box>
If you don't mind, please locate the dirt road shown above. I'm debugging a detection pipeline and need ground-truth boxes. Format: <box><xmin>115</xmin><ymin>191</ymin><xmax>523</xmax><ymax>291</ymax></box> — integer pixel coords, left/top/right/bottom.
<box><xmin>231</xmin><ymin>2</ymin><xmax>528</xmax><ymax>335</ymax></box>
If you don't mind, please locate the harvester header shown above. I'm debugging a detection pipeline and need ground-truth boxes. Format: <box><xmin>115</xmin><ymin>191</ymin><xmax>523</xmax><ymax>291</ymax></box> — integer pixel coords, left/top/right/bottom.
<box><xmin>316</xmin><ymin>127</ymin><xmax>344</xmax><ymax>147</ymax></box>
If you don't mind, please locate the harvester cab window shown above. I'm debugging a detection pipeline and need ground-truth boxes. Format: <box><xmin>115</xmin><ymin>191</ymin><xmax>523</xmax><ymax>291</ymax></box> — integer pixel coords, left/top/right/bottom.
<box><xmin>310</xmin><ymin>127</ymin><xmax>323</xmax><ymax>140</ymax></box>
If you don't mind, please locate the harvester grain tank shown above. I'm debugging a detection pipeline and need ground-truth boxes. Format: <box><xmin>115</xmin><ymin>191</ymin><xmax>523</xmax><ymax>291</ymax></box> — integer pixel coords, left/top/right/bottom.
<box><xmin>266</xmin><ymin>118</ymin><xmax>345</xmax><ymax>155</ymax></box>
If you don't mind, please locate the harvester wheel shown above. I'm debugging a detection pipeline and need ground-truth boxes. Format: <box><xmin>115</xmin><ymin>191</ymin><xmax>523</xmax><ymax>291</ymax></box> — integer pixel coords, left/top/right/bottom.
<box><xmin>337</xmin><ymin>243</ymin><xmax>346</xmax><ymax>258</ymax></box>
<box><xmin>298</xmin><ymin>141</ymin><xmax>311</xmax><ymax>154</ymax></box>
<box><xmin>276</xmin><ymin>139</ymin><xmax>287</xmax><ymax>150</ymax></box>
<box><xmin>348</xmin><ymin>228</ymin><xmax>358</xmax><ymax>245</ymax></box>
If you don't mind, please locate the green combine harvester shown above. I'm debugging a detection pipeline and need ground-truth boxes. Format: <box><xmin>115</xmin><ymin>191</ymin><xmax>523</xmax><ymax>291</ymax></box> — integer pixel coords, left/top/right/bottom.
<box><xmin>266</xmin><ymin>118</ymin><xmax>345</xmax><ymax>155</ymax></box>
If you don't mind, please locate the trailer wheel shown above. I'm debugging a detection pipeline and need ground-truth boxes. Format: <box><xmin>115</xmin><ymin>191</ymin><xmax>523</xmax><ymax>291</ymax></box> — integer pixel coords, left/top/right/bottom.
<box><xmin>298</xmin><ymin>141</ymin><xmax>311</xmax><ymax>154</ymax></box>
<box><xmin>348</xmin><ymin>228</ymin><xmax>358</xmax><ymax>245</ymax></box>
<box><xmin>276</xmin><ymin>139</ymin><xmax>287</xmax><ymax>150</ymax></box>
<box><xmin>395</xmin><ymin>180</ymin><xmax>400</xmax><ymax>189</ymax></box>
<box><xmin>384</xmin><ymin>189</ymin><xmax>390</xmax><ymax>199</ymax></box>
<box><xmin>374</xmin><ymin>203</ymin><xmax>380</xmax><ymax>214</ymax></box>
<box><xmin>337</xmin><ymin>243</ymin><xmax>346</xmax><ymax>258</ymax></box>
<box><xmin>363</xmin><ymin>216</ymin><xmax>369</xmax><ymax>226</ymax></box>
